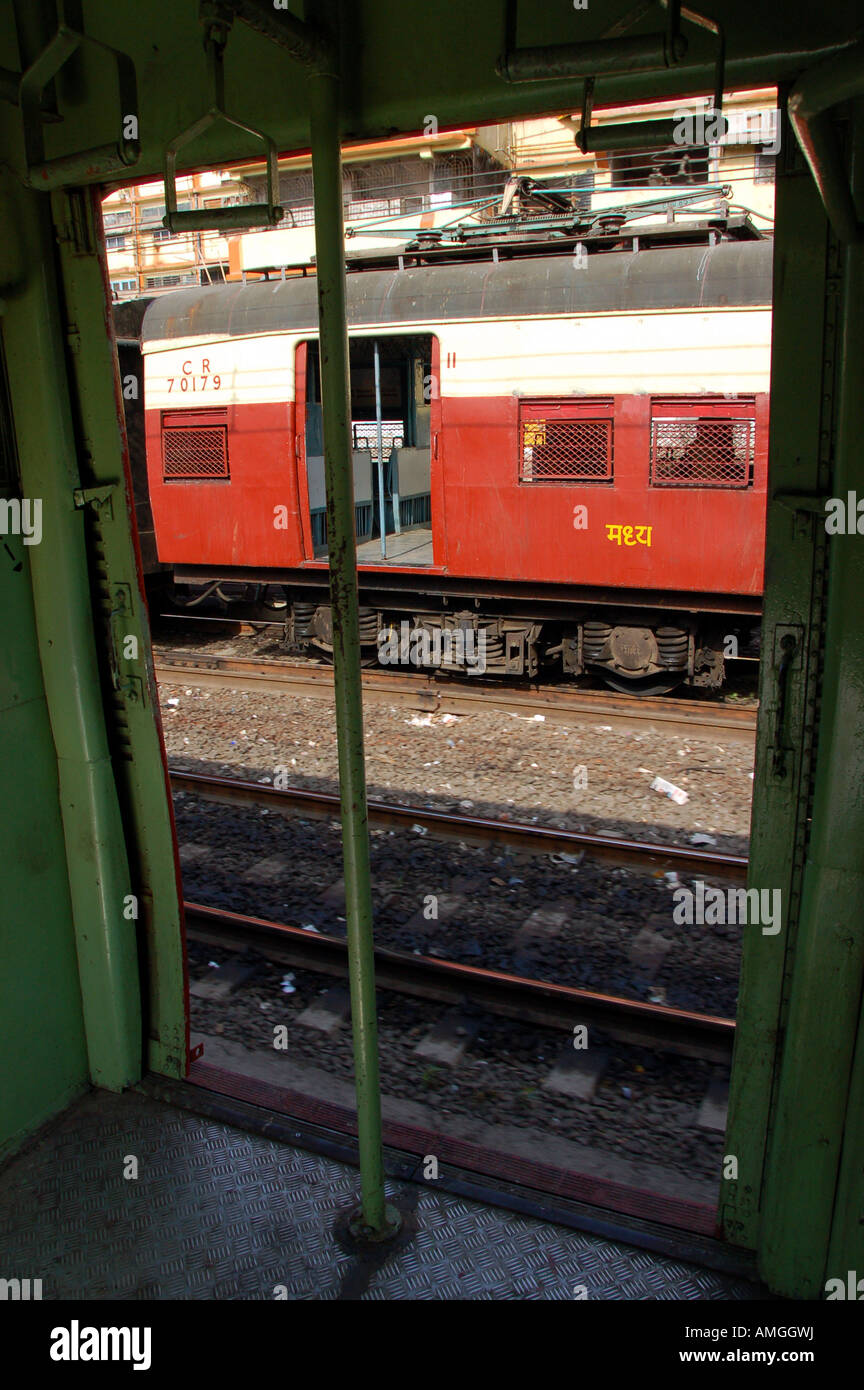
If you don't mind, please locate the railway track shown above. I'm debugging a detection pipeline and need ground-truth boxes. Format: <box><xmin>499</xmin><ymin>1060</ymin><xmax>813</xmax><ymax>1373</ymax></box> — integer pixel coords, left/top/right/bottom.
<box><xmin>184</xmin><ymin>900</ymin><xmax>734</xmax><ymax>1064</ymax></box>
<box><xmin>170</xmin><ymin>672</ymin><xmax>747</xmax><ymax>1067</ymax></box>
<box><xmin>154</xmin><ymin>650</ymin><xmax>758</xmax><ymax>741</ymax></box>
<box><xmin>170</xmin><ymin>769</ymin><xmax>748</xmax><ymax>881</ymax></box>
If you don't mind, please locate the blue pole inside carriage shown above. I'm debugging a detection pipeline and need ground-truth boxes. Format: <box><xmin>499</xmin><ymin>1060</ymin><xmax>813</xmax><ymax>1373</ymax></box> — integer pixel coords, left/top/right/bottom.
<box><xmin>390</xmin><ymin>357</ymin><xmax>402</xmax><ymax>536</ymax></box>
<box><xmin>373</xmin><ymin>340</ymin><xmax>388</xmax><ymax>557</ymax></box>
<box><xmin>391</xmin><ymin>445</ymin><xmax>402</xmax><ymax>536</ymax></box>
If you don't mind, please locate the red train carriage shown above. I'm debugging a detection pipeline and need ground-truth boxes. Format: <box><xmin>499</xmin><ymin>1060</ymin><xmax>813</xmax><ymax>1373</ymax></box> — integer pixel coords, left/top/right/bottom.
<box><xmin>142</xmin><ymin>231</ymin><xmax>772</xmax><ymax>692</ymax></box>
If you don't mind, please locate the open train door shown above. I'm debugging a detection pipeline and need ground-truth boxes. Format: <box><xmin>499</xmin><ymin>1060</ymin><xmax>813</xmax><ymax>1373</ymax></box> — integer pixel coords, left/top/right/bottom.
<box><xmin>295</xmin><ymin>333</ymin><xmax>437</xmax><ymax>566</ymax></box>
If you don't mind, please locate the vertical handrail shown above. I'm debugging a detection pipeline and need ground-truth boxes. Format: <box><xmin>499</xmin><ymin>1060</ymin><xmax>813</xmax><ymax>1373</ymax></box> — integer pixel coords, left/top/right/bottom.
<box><xmin>308</xmin><ymin>63</ymin><xmax>398</xmax><ymax>1240</ymax></box>
<box><xmin>373</xmin><ymin>340</ymin><xmax>388</xmax><ymax>556</ymax></box>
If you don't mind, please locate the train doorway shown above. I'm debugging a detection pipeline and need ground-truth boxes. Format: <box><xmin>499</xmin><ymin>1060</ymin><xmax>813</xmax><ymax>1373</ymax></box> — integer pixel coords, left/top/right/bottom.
<box><xmin>298</xmin><ymin>333</ymin><xmax>436</xmax><ymax>566</ymax></box>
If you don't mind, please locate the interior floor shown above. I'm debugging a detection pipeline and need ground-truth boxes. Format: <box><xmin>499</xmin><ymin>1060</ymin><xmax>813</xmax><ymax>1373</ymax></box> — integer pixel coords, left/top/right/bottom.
<box><xmin>351</xmin><ymin>526</ymin><xmax>434</xmax><ymax>567</ymax></box>
<box><xmin>0</xmin><ymin>1087</ymin><xmax>765</xmax><ymax>1300</ymax></box>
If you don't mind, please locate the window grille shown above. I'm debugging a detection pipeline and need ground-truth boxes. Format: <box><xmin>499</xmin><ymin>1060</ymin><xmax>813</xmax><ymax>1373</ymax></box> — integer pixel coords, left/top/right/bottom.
<box><xmin>162</xmin><ymin>410</ymin><xmax>229</xmax><ymax>480</ymax></box>
<box><xmin>351</xmin><ymin>420</ymin><xmax>404</xmax><ymax>461</ymax></box>
<box><xmin>519</xmin><ymin>400</ymin><xmax>613</xmax><ymax>483</ymax></box>
<box><xmin>650</xmin><ymin>406</ymin><xmax>755</xmax><ymax>487</ymax></box>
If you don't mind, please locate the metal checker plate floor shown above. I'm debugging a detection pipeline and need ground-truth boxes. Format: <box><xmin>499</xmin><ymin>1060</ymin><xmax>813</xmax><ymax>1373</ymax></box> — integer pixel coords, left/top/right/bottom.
<box><xmin>0</xmin><ymin>1090</ymin><xmax>761</xmax><ymax>1300</ymax></box>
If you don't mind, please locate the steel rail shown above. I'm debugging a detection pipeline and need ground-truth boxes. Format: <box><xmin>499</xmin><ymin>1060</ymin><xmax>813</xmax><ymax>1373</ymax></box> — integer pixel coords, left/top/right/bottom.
<box><xmin>170</xmin><ymin>769</ymin><xmax>748</xmax><ymax>882</ymax></box>
<box><xmin>155</xmin><ymin>652</ymin><xmax>758</xmax><ymax>741</ymax></box>
<box><xmin>184</xmin><ymin>900</ymin><xmax>735</xmax><ymax>1064</ymax></box>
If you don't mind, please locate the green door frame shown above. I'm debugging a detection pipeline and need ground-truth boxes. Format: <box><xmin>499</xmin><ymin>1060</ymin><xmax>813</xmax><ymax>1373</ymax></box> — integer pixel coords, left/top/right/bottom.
<box><xmin>721</xmin><ymin>97</ymin><xmax>864</xmax><ymax>1296</ymax></box>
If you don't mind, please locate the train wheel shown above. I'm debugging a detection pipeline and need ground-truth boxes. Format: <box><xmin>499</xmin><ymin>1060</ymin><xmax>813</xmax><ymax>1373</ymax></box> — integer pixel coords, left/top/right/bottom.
<box><xmin>314</xmin><ymin>648</ymin><xmax>378</xmax><ymax>667</ymax></box>
<box><xmin>258</xmin><ymin>584</ymin><xmax>289</xmax><ymax>619</ymax></box>
<box><xmin>600</xmin><ymin>671</ymin><xmax>684</xmax><ymax>697</ymax></box>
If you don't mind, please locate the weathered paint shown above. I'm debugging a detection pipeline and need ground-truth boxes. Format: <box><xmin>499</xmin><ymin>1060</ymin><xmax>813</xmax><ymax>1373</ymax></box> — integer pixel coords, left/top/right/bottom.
<box><xmin>143</xmin><ymin>382</ymin><xmax>769</xmax><ymax>595</ymax></box>
<box><xmin>309</xmin><ymin>55</ymin><xmax>392</xmax><ymax>1236</ymax></box>
<box><xmin>0</xmin><ymin>181</ymin><xmax>141</xmax><ymax>1091</ymax></box>
<box><xmin>141</xmin><ymin>241</ymin><xmax>774</xmax><ymax>349</ymax></box>
<box><xmin>52</xmin><ymin>186</ymin><xmax>189</xmax><ymax>1079</ymax></box>
<box><xmin>143</xmin><ymin>309</ymin><xmax>773</xmax><ymax>404</ymax></box>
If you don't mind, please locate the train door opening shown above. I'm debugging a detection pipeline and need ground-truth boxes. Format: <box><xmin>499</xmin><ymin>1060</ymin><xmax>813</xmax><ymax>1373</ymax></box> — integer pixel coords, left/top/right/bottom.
<box><xmin>300</xmin><ymin>334</ymin><xmax>435</xmax><ymax>566</ymax></box>
<box><xmin>119</xmin><ymin>96</ymin><xmax>786</xmax><ymax>1260</ymax></box>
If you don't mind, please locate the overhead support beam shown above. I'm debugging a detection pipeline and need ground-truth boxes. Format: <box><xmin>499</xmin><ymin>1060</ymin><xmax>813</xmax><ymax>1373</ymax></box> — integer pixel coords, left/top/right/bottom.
<box><xmin>788</xmin><ymin>42</ymin><xmax>864</xmax><ymax>242</ymax></box>
<box><xmin>499</xmin><ymin>2</ymin><xmax>733</xmax><ymax>154</ymax></box>
<box><xmin>497</xmin><ymin>32</ymin><xmax>686</xmax><ymax>84</ymax></box>
<box><xmin>229</xmin><ymin>0</ymin><xmax>335</xmax><ymax>70</ymax></box>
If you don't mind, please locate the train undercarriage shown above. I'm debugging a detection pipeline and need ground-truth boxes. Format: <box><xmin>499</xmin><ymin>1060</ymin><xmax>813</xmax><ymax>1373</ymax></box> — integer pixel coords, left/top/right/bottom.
<box><xmin>165</xmin><ymin>576</ymin><xmax>760</xmax><ymax>695</ymax></box>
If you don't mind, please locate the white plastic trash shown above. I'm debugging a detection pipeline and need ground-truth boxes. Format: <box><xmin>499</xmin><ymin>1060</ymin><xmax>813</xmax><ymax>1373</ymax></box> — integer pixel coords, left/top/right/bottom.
<box><xmin>650</xmin><ymin>776</ymin><xmax>689</xmax><ymax>805</ymax></box>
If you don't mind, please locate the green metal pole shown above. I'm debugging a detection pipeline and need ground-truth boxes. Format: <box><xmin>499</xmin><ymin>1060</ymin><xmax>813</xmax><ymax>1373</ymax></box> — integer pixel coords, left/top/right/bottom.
<box><xmin>308</xmin><ymin>62</ymin><xmax>398</xmax><ymax>1240</ymax></box>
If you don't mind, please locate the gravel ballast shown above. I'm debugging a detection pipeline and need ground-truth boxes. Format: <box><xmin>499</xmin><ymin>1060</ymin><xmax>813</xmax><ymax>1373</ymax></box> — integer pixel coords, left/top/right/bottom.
<box><xmin>160</xmin><ymin>657</ymin><xmax>751</xmax><ymax>1193</ymax></box>
<box><xmin>160</xmin><ymin>677</ymin><xmax>753</xmax><ymax>856</ymax></box>
<box><xmin>187</xmin><ymin>940</ymin><xmax>726</xmax><ymax>1188</ymax></box>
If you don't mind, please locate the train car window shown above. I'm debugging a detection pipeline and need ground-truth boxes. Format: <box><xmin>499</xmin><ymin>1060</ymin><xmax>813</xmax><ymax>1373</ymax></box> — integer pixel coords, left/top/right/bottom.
<box><xmin>649</xmin><ymin>398</ymin><xmax>756</xmax><ymax>488</ymax></box>
<box><xmin>518</xmin><ymin>398</ymin><xmax>614</xmax><ymax>484</ymax></box>
<box><xmin>754</xmin><ymin>150</ymin><xmax>777</xmax><ymax>184</ymax></box>
<box><xmin>161</xmin><ymin>408</ymin><xmax>230</xmax><ymax>481</ymax></box>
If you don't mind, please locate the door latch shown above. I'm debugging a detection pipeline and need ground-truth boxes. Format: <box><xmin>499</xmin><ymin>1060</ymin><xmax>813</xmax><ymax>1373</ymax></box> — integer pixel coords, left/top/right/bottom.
<box><xmin>770</xmin><ymin>625</ymin><xmax>802</xmax><ymax>780</ymax></box>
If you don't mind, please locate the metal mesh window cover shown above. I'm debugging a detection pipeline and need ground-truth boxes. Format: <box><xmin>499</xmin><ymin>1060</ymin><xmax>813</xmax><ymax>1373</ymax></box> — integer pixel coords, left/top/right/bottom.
<box><xmin>519</xmin><ymin>402</ymin><xmax>613</xmax><ymax>483</ymax></box>
<box><xmin>352</xmin><ymin>420</ymin><xmax>404</xmax><ymax>461</ymax></box>
<box><xmin>162</xmin><ymin>410</ymin><xmax>229</xmax><ymax>480</ymax></box>
<box><xmin>650</xmin><ymin>413</ymin><xmax>755</xmax><ymax>487</ymax></box>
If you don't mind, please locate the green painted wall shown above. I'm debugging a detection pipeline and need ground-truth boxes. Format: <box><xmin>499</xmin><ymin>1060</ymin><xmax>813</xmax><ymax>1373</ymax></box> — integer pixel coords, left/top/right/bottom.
<box><xmin>0</xmin><ymin>442</ymin><xmax>89</xmax><ymax>1160</ymax></box>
